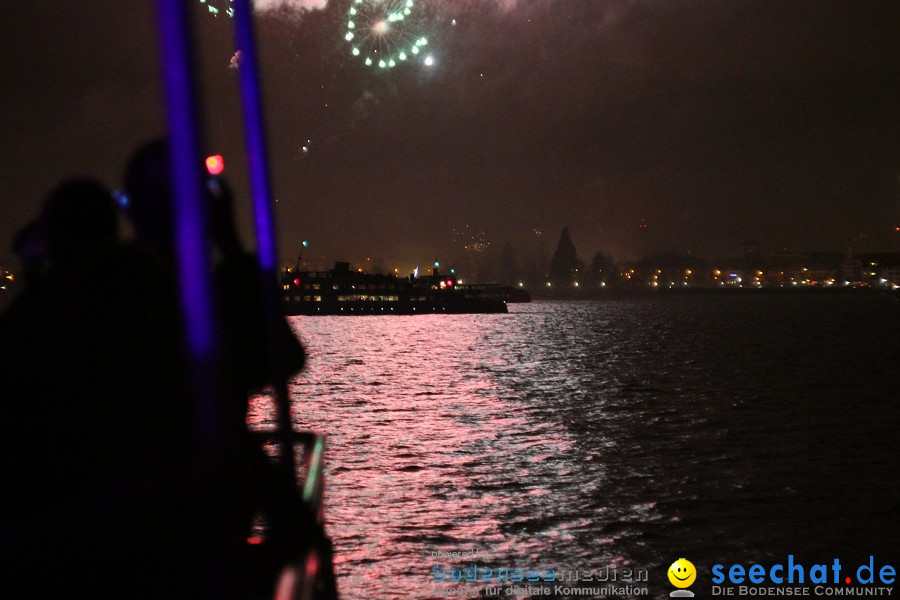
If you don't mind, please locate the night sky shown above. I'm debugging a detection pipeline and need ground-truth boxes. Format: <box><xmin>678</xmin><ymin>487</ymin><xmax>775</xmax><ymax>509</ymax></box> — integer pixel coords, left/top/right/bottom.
<box><xmin>1</xmin><ymin>0</ymin><xmax>897</xmax><ymax>274</ymax></box>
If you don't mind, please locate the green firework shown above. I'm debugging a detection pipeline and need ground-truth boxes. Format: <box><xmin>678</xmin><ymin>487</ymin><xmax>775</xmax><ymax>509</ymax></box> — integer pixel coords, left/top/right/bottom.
<box><xmin>346</xmin><ymin>0</ymin><xmax>430</xmax><ymax>68</ymax></box>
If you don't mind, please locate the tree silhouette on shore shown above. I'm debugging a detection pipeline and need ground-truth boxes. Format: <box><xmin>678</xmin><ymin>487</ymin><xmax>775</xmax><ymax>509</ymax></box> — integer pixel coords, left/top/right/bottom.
<box><xmin>549</xmin><ymin>227</ymin><xmax>580</xmax><ymax>289</ymax></box>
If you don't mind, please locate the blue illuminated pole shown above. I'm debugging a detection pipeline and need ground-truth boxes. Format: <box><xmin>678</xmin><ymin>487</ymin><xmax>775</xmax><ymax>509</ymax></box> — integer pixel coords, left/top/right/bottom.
<box><xmin>232</xmin><ymin>0</ymin><xmax>298</xmax><ymax>477</ymax></box>
<box><xmin>156</xmin><ymin>1</ymin><xmax>232</xmax><ymax>595</ymax></box>
<box><xmin>156</xmin><ymin>0</ymin><xmax>220</xmax><ymax>448</ymax></box>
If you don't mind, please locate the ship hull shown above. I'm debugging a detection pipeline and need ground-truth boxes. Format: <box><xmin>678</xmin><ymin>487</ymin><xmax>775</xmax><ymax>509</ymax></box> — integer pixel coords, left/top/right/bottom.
<box><xmin>282</xmin><ymin>297</ymin><xmax>508</xmax><ymax>316</ymax></box>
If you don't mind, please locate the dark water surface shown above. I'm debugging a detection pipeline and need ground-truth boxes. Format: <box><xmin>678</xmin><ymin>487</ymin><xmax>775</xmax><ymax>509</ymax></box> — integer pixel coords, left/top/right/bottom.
<box><xmin>249</xmin><ymin>295</ymin><xmax>900</xmax><ymax>599</ymax></box>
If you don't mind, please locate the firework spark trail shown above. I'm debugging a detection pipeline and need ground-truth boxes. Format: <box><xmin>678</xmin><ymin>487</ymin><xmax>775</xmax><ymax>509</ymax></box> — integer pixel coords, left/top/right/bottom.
<box><xmin>452</xmin><ymin>225</ymin><xmax>491</xmax><ymax>254</ymax></box>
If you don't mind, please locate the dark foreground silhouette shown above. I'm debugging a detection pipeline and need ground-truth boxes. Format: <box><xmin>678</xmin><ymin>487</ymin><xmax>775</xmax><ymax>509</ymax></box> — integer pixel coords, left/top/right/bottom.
<box><xmin>3</xmin><ymin>145</ymin><xmax>312</xmax><ymax>598</ymax></box>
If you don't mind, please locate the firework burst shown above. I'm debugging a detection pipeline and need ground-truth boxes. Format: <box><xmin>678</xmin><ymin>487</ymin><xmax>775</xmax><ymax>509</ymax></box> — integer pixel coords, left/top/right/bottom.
<box><xmin>345</xmin><ymin>0</ymin><xmax>431</xmax><ymax>68</ymax></box>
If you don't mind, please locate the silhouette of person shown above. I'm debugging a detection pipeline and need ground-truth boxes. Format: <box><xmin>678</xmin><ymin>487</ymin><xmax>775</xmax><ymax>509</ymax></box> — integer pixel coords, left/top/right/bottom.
<box><xmin>2</xmin><ymin>144</ymin><xmax>313</xmax><ymax>596</ymax></box>
<box><xmin>2</xmin><ymin>177</ymin><xmax>198</xmax><ymax>596</ymax></box>
<box><xmin>11</xmin><ymin>219</ymin><xmax>50</xmax><ymax>289</ymax></box>
<box><xmin>122</xmin><ymin>139</ymin><xmax>311</xmax><ymax>597</ymax></box>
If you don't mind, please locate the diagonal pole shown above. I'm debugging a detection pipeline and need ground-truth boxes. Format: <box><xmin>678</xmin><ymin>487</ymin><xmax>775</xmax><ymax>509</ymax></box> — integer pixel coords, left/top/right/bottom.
<box><xmin>156</xmin><ymin>0</ymin><xmax>221</xmax><ymax>455</ymax></box>
<box><xmin>157</xmin><ymin>2</ymin><xmax>236</xmax><ymax>596</ymax></box>
<box><xmin>232</xmin><ymin>0</ymin><xmax>298</xmax><ymax>478</ymax></box>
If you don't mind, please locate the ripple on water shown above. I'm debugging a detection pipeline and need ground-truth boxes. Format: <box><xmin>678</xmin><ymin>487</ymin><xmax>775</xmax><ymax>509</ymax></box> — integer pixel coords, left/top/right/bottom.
<box><xmin>246</xmin><ymin>297</ymin><xmax>900</xmax><ymax>599</ymax></box>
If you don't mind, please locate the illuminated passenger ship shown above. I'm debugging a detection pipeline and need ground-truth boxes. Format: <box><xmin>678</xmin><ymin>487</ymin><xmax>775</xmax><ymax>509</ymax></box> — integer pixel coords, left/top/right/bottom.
<box><xmin>281</xmin><ymin>261</ymin><xmax>518</xmax><ymax>315</ymax></box>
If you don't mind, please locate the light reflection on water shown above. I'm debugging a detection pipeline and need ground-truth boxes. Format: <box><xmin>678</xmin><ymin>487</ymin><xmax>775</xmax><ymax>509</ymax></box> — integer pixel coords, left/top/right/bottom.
<box><xmin>248</xmin><ymin>296</ymin><xmax>900</xmax><ymax>599</ymax></box>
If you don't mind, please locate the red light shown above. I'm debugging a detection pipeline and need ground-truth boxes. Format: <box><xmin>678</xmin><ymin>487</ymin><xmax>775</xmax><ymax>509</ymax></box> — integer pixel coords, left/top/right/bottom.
<box><xmin>247</xmin><ymin>535</ymin><xmax>264</xmax><ymax>545</ymax></box>
<box><xmin>445</xmin><ymin>280</ymin><xmax>453</xmax><ymax>287</ymax></box>
<box><xmin>205</xmin><ymin>154</ymin><xmax>225</xmax><ymax>175</ymax></box>
<box><xmin>304</xmin><ymin>553</ymin><xmax>320</xmax><ymax>579</ymax></box>
<box><xmin>293</xmin><ymin>278</ymin><xmax>301</xmax><ymax>286</ymax></box>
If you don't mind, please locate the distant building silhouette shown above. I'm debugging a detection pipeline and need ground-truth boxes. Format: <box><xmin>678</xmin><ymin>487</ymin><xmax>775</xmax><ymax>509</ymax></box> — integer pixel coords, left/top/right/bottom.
<box><xmin>588</xmin><ymin>251</ymin><xmax>615</xmax><ymax>288</ymax></box>
<box><xmin>549</xmin><ymin>226</ymin><xmax>580</xmax><ymax>290</ymax></box>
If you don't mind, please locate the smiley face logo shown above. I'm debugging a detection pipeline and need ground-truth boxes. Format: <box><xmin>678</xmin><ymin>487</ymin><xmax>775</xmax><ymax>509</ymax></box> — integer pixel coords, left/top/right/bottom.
<box><xmin>668</xmin><ymin>558</ymin><xmax>696</xmax><ymax>588</ymax></box>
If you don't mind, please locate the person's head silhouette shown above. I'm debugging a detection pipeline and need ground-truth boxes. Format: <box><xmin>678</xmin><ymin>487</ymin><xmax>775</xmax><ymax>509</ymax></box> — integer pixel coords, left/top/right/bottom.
<box><xmin>40</xmin><ymin>177</ymin><xmax>118</xmax><ymax>266</ymax></box>
<box><xmin>122</xmin><ymin>138</ymin><xmax>176</xmax><ymax>253</ymax></box>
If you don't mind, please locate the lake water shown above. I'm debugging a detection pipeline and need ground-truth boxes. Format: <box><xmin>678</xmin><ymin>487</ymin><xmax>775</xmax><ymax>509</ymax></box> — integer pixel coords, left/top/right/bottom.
<box><xmin>249</xmin><ymin>295</ymin><xmax>900</xmax><ymax>599</ymax></box>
